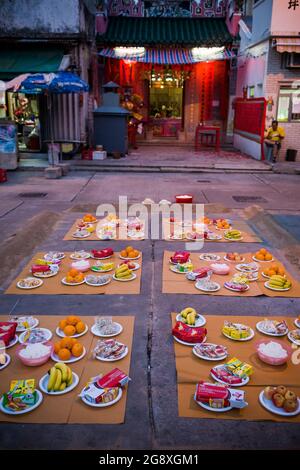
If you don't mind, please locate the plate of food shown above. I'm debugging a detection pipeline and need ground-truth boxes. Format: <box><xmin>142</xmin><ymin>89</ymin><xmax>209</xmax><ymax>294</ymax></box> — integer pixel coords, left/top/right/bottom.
<box><xmin>0</xmin><ymin>353</ymin><xmax>11</xmax><ymax>370</ymax></box>
<box><xmin>287</xmin><ymin>329</ymin><xmax>300</xmax><ymax>346</ymax></box>
<box><xmin>51</xmin><ymin>345</ymin><xmax>86</xmax><ymax>364</ymax></box>
<box><xmin>85</xmin><ymin>274</ymin><xmax>111</xmax><ymax>287</ymax></box>
<box><xmin>234</xmin><ymin>271</ymin><xmax>258</xmax><ymax>282</ymax></box>
<box><xmin>205</xmin><ymin>232</ymin><xmax>222</xmax><ymax>241</ymax></box>
<box><xmin>176</xmin><ymin>308</ymin><xmax>206</xmax><ymax>327</ymax></box>
<box><xmin>13</xmin><ymin>316</ymin><xmax>39</xmax><ymax>333</ymax></box>
<box><xmin>224</xmin><ymin>253</ymin><xmax>246</xmax><ymax>263</ymax></box>
<box><xmin>170</xmin><ymin>263</ymin><xmax>193</xmax><ymax>274</ymax></box>
<box><xmin>32</xmin><ymin>268</ymin><xmax>59</xmax><ymax>279</ymax></box>
<box><xmin>222</xmin><ymin>322</ymin><xmax>254</xmax><ymax>341</ymax></box>
<box><xmin>264</xmin><ymin>279</ymin><xmax>292</xmax><ymax>292</ymax></box>
<box><xmin>194</xmin><ymin>393</ymin><xmax>232</xmax><ymax>413</ymax></box>
<box><xmin>199</xmin><ymin>253</ymin><xmax>221</xmax><ymax>261</ymax></box>
<box><xmin>195</xmin><ymin>279</ymin><xmax>221</xmax><ymax>293</ymax></box>
<box><xmin>81</xmin><ymin>214</ymin><xmax>98</xmax><ymax>224</ymax></box>
<box><xmin>39</xmin><ymin>364</ymin><xmax>79</xmax><ymax>395</ymax></box>
<box><xmin>165</xmin><ymin>233</ymin><xmax>185</xmax><ymax>240</ymax></box>
<box><xmin>252</xmin><ymin>249</ymin><xmax>273</xmax><ymax>263</ymax></box>
<box><xmin>193</xmin><ymin>343</ymin><xmax>228</xmax><ymax>361</ymax></box>
<box><xmin>223</xmin><ymin>230</ymin><xmax>243</xmax><ymax>241</ymax></box>
<box><xmin>18</xmin><ymin>328</ymin><xmax>52</xmax><ymax>345</ymax></box>
<box><xmin>173</xmin><ymin>335</ymin><xmax>207</xmax><ymax>347</ymax></box>
<box><xmin>210</xmin><ymin>364</ymin><xmax>250</xmax><ymax>387</ymax></box>
<box><xmin>91</xmin><ymin>261</ymin><xmax>115</xmax><ymax>273</ymax></box>
<box><xmin>119</xmin><ymin>248</ymin><xmax>141</xmax><ymax>260</ymax></box>
<box><xmin>118</xmin><ymin>261</ymin><xmax>140</xmax><ymax>271</ymax></box>
<box><xmin>113</xmin><ymin>267</ymin><xmax>137</xmax><ymax>282</ymax></box>
<box><xmin>259</xmin><ymin>386</ymin><xmax>300</xmax><ymax>417</ymax></box>
<box><xmin>44</xmin><ymin>252</ymin><xmax>65</xmax><ymax>261</ymax></box>
<box><xmin>56</xmin><ymin>316</ymin><xmax>88</xmax><ymax>338</ymax></box>
<box><xmin>72</xmin><ymin>230</ymin><xmax>91</xmax><ymax>239</ymax></box>
<box><xmin>194</xmin><ymin>381</ymin><xmax>247</xmax><ymax>413</ymax></box>
<box><xmin>256</xmin><ymin>319</ymin><xmax>288</xmax><ymax>337</ymax></box>
<box><xmin>185</xmin><ymin>232</ymin><xmax>203</xmax><ymax>241</ymax></box>
<box><xmin>172</xmin><ymin>321</ymin><xmax>207</xmax><ymax>346</ymax></box>
<box><xmin>0</xmin><ymin>335</ymin><xmax>18</xmax><ymax>349</ymax></box>
<box><xmin>0</xmin><ymin>387</ymin><xmax>43</xmax><ymax>415</ymax></box>
<box><xmin>17</xmin><ymin>278</ymin><xmax>43</xmax><ymax>290</ymax></box>
<box><xmin>91</xmin><ymin>320</ymin><xmax>123</xmax><ymax>338</ymax></box>
<box><xmin>70</xmin><ymin>251</ymin><xmax>91</xmax><ymax>260</ymax></box>
<box><xmin>93</xmin><ymin>339</ymin><xmax>128</xmax><ymax>362</ymax></box>
<box><xmin>295</xmin><ymin>318</ymin><xmax>300</xmax><ymax>328</ymax></box>
<box><xmin>61</xmin><ymin>275</ymin><xmax>85</xmax><ymax>286</ymax></box>
<box><xmin>81</xmin><ymin>387</ymin><xmax>123</xmax><ymax>408</ymax></box>
<box><xmin>236</xmin><ymin>262</ymin><xmax>258</xmax><ymax>273</ymax></box>
<box><xmin>224</xmin><ymin>280</ymin><xmax>249</xmax><ymax>293</ymax></box>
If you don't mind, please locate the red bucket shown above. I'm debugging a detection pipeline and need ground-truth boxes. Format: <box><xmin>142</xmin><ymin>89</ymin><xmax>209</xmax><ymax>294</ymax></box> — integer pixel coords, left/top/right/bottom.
<box><xmin>175</xmin><ymin>194</ymin><xmax>193</xmax><ymax>204</ymax></box>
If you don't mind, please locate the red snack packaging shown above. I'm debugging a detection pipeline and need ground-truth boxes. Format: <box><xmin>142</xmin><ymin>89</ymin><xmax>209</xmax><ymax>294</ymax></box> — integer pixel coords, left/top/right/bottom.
<box><xmin>170</xmin><ymin>251</ymin><xmax>190</xmax><ymax>264</ymax></box>
<box><xmin>0</xmin><ymin>322</ymin><xmax>17</xmax><ymax>346</ymax></box>
<box><xmin>92</xmin><ymin>248</ymin><xmax>114</xmax><ymax>259</ymax></box>
<box><xmin>97</xmin><ymin>368</ymin><xmax>130</xmax><ymax>389</ymax></box>
<box><xmin>210</xmin><ymin>367</ymin><xmax>243</xmax><ymax>385</ymax></box>
<box><xmin>195</xmin><ymin>381</ymin><xmax>247</xmax><ymax>409</ymax></box>
<box><xmin>31</xmin><ymin>265</ymin><xmax>51</xmax><ymax>274</ymax></box>
<box><xmin>172</xmin><ymin>321</ymin><xmax>207</xmax><ymax>344</ymax></box>
<box><xmin>193</xmin><ymin>267</ymin><xmax>211</xmax><ymax>279</ymax></box>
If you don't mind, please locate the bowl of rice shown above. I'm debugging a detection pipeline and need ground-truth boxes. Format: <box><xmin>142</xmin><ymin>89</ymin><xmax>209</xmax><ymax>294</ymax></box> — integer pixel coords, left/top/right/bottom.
<box><xmin>16</xmin><ymin>341</ymin><xmax>53</xmax><ymax>366</ymax></box>
<box><xmin>256</xmin><ymin>339</ymin><xmax>292</xmax><ymax>366</ymax></box>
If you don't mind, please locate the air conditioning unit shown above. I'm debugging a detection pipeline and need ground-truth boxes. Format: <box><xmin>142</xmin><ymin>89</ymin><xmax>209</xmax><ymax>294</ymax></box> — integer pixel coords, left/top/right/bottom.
<box><xmin>285</xmin><ymin>52</ymin><xmax>300</xmax><ymax>68</ymax></box>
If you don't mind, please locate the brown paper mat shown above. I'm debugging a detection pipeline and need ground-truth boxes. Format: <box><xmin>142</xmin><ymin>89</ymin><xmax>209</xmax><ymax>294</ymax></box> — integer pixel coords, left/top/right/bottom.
<box><xmin>162</xmin><ymin>219</ymin><xmax>262</xmax><ymax>243</ymax></box>
<box><xmin>171</xmin><ymin>313</ymin><xmax>300</xmax><ymax>387</ymax></box>
<box><xmin>0</xmin><ymin>315</ymin><xmax>134</xmax><ymax>424</ymax></box>
<box><xmin>64</xmin><ymin>218</ymin><xmax>145</xmax><ymax>241</ymax></box>
<box><xmin>5</xmin><ymin>252</ymin><xmax>142</xmax><ymax>295</ymax></box>
<box><xmin>163</xmin><ymin>251</ymin><xmax>300</xmax><ymax>297</ymax></box>
<box><xmin>178</xmin><ymin>384</ymin><xmax>300</xmax><ymax>422</ymax></box>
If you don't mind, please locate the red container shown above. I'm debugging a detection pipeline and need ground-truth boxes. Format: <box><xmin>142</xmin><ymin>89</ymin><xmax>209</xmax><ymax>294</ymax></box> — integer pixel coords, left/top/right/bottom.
<box><xmin>81</xmin><ymin>148</ymin><xmax>93</xmax><ymax>160</ymax></box>
<box><xmin>175</xmin><ymin>194</ymin><xmax>193</xmax><ymax>203</ymax></box>
<box><xmin>0</xmin><ymin>169</ymin><xmax>7</xmax><ymax>183</ymax></box>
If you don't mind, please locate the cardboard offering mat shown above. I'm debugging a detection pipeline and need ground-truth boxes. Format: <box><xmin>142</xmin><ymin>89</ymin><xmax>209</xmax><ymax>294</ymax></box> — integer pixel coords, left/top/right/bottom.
<box><xmin>171</xmin><ymin>314</ymin><xmax>300</xmax><ymax>422</ymax></box>
<box><xmin>162</xmin><ymin>251</ymin><xmax>300</xmax><ymax>297</ymax></box>
<box><xmin>64</xmin><ymin>218</ymin><xmax>146</xmax><ymax>241</ymax></box>
<box><xmin>162</xmin><ymin>218</ymin><xmax>262</xmax><ymax>243</ymax></box>
<box><xmin>0</xmin><ymin>315</ymin><xmax>134</xmax><ymax>424</ymax></box>
<box><xmin>5</xmin><ymin>252</ymin><xmax>142</xmax><ymax>295</ymax></box>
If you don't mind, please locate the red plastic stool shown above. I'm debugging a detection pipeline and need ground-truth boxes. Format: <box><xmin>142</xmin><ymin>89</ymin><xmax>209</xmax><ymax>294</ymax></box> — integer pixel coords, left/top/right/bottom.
<box><xmin>0</xmin><ymin>169</ymin><xmax>7</xmax><ymax>183</ymax></box>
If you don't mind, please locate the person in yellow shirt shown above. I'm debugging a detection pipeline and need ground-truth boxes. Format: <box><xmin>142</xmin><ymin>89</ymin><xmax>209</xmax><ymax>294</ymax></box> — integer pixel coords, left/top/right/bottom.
<box><xmin>264</xmin><ymin>120</ymin><xmax>285</xmax><ymax>163</ymax></box>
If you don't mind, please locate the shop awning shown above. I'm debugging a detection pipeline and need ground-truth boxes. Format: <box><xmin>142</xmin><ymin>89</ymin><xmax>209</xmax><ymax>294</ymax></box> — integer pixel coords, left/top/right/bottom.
<box><xmin>99</xmin><ymin>47</ymin><xmax>235</xmax><ymax>64</ymax></box>
<box><xmin>273</xmin><ymin>37</ymin><xmax>300</xmax><ymax>53</ymax></box>
<box><xmin>0</xmin><ymin>47</ymin><xmax>65</xmax><ymax>80</ymax></box>
<box><xmin>97</xmin><ymin>17</ymin><xmax>233</xmax><ymax>46</ymax></box>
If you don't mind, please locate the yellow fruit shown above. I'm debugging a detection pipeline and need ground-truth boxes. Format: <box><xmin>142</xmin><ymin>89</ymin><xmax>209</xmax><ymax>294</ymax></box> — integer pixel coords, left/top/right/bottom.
<box><xmin>72</xmin><ymin>343</ymin><xmax>83</xmax><ymax>357</ymax></box>
<box><xmin>58</xmin><ymin>348</ymin><xmax>71</xmax><ymax>361</ymax></box>
<box><xmin>64</xmin><ymin>325</ymin><xmax>76</xmax><ymax>336</ymax></box>
<box><xmin>76</xmin><ymin>321</ymin><xmax>85</xmax><ymax>334</ymax></box>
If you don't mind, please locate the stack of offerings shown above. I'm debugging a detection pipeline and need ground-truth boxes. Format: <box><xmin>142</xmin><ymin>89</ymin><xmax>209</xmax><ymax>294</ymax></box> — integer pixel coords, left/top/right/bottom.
<box><xmin>0</xmin><ymin>322</ymin><xmax>17</xmax><ymax>346</ymax></box>
<box><xmin>80</xmin><ymin>368</ymin><xmax>130</xmax><ymax>405</ymax></box>
<box><xmin>93</xmin><ymin>145</ymin><xmax>107</xmax><ymax>161</ymax></box>
<box><xmin>195</xmin><ymin>381</ymin><xmax>248</xmax><ymax>410</ymax></box>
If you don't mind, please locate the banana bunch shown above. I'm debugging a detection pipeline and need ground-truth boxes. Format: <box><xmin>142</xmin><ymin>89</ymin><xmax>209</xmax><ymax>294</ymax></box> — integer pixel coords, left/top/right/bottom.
<box><xmin>180</xmin><ymin>307</ymin><xmax>197</xmax><ymax>326</ymax></box>
<box><xmin>115</xmin><ymin>264</ymin><xmax>133</xmax><ymax>279</ymax></box>
<box><xmin>224</xmin><ymin>230</ymin><xmax>242</xmax><ymax>240</ymax></box>
<box><xmin>268</xmin><ymin>275</ymin><xmax>292</xmax><ymax>290</ymax></box>
<box><xmin>47</xmin><ymin>363</ymin><xmax>73</xmax><ymax>392</ymax></box>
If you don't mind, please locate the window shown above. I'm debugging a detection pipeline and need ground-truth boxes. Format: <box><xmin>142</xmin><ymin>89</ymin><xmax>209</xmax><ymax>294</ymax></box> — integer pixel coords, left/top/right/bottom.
<box><xmin>249</xmin><ymin>86</ymin><xmax>255</xmax><ymax>98</ymax></box>
<box><xmin>277</xmin><ymin>87</ymin><xmax>300</xmax><ymax>122</ymax></box>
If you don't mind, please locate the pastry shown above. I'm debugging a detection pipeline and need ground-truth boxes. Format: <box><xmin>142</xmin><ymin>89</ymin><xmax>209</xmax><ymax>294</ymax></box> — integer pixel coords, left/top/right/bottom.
<box><xmin>285</xmin><ymin>390</ymin><xmax>297</xmax><ymax>402</ymax></box>
<box><xmin>272</xmin><ymin>392</ymin><xmax>285</xmax><ymax>408</ymax></box>
<box><xmin>283</xmin><ymin>399</ymin><xmax>298</xmax><ymax>413</ymax></box>
<box><xmin>276</xmin><ymin>385</ymin><xmax>287</xmax><ymax>396</ymax></box>
<box><xmin>264</xmin><ymin>386</ymin><xmax>276</xmax><ymax>400</ymax></box>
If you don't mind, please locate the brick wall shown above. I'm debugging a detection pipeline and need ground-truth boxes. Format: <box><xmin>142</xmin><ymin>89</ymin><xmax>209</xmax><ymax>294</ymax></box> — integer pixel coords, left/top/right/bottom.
<box><xmin>265</xmin><ymin>46</ymin><xmax>300</xmax><ymax>161</ymax></box>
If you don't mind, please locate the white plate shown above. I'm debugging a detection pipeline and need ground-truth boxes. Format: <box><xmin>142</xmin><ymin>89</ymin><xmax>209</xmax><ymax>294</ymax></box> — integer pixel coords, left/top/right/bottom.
<box><xmin>176</xmin><ymin>313</ymin><xmax>206</xmax><ymax>327</ymax></box>
<box><xmin>236</xmin><ymin>263</ymin><xmax>258</xmax><ymax>273</ymax></box>
<box><xmin>259</xmin><ymin>391</ymin><xmax>300</xmax><ymax>417</ymax></box>
<box><xmin>19</xmin><ymin>328</ymin><xmax>52</xmax><ymax>345</ymax></box>
<box><xmin>222</xmin><ymin>326</ymin><xmax>254</xmax><ymax>342</ymax></box>
<box><xmin>224</xmin><ymin>236</ymin><xmax>243</xmax><ymax>242</ymax></box>
<box><xmin>199</xmin><ymin>254</ymin><xmax>221</xmax><ymax>261</ymax></box>
<box><xmin>0</xmin><ymin>353</ymin><xmax>11</xmax><ymax>370</ymax></box>
<box><xmin>256</xmin><ymin>321</ymin><xmax>288</xmax><ymax>337</ymax></box>
<box><xmin>193</xmin><ymin>344</ymin><xmax>228</xmax><ymax>362</ymax></box>
<box><xmin>91</xmin><ymin>265</ymin><xmax>114</xmax><ymax>273</ymax></box>
<box><xmin>17</xmin><ymin>278</ymin><xmax>43</xmax><ymax>290</ymax></box>
<box><xmin>0</xmin><ymin>390</ymin><xmax>43</xmax><ymax>415</ymax></box>
<box><xmin>56</xmin><ymin>324</ymin><xmax>88</xmax><ymax>338</ymax></box>
<box><xmin>224</xmin><ymin>283</ymin><xmax>249</xmax><ymax>293</ymax></box>
<box><xmin>81</xmin><ymin>387</ymin><xmax>122</xmax><ymax>408</ymax></box>
<box><xmin>117</xmin><ymin>262</ymin><xmax>140</xmax><ymax>271</ymax></box>
<box><xmin>252</xmin><ymin>255</ymin><xmax>274</xmax><ymax>263</ymax></box>
<box><xmin>61</xmin><ymin>277</ymin><xmax>85</xmax><ymax>286</ymax></box>
<box><xmin>32</xmin><ymin>270</ymin><xmax>58</xmax><ymax>279</ymax></box>
<box><xmin>91</xmin><ymin>322</ymin><xmax>123</xmax><ymax>338</ymax></box>
<box><xmin>206</xmin><ymin>234</ymin><xmax>222</xmax><ymax>241</ymax></box>
<box><xmin>169</xmin><ymin>258</ymin><xmax>191</xmax><ymax>265</ymax></box>
<box><xmin>16</xmin><ymin>317</ymin><xmax>39</xmax><ymax>332</ymax></box>
<box><xmin>72</xmin><ymin>232</ymin><xmax>91</xmax><ymax>239</ymax></box>
<box><xmin>44</xmin><ymin>252</ymin><xmax>65</xmax><ymax>261</ymax></box>
<box><xmin>165</xmin><ymin>234</ymin><xmax>185</xmax><ymax>240</ymax></box>
<box><xmin>195</xmin><ymin>282</ymin><xmax>221</xmax><ymax>293</ymax></box>
<box><xmin>224</xmin><ymin>256</ymin><xmax>246</xmax><ymax>263</ymax></box>
<box><xmin>194</xmin><ymin>394</ymin><xmax>232</xmax><ymax>413</ymax></box>
<box><xmin>210</xmin><ymin>365</ymin><xmax>249</xmax><ymax>387</ymax></box>
<box><xmin>39</xmin><ymin>372</ymin><xmax>79</xmax><ymax>395</ymax></box>
<box><xmin>95</xmin><ymin>346</ymin><xmax>128</xmax><ymax>362</ymax></box>
<box><xmin>173</xmin><ymin>335</ymin><xmax>207</xmax><ymax>347</ymax></box>
<box><xmin>119</xmin><ymin>253</ymin><xmax>141</xmax><ymax>260</ymax></box>
<box><xmin>170</xmin><ymin>265</ymin><xmax>192</xmax><ymax>274</ymax></box>
<box><xmin>51</xmin><ymin>347</ymin><xmax>86</xmax><ymax>363</ymax></box>
<box><xmin>238</xmin><ymin>274</ymin><xmax>258</xmax><ymax>282</ymax></box>
<box><xmin>85</xmin><ymin>277</ymin><xmax>111</xmax><ymax>287</ymax></box>
<box><xmin>113</xmin><ymin>273</ymin><xmax>137</xmax><ymax>282</ymax></box>
<box><xmin>264</xmin><ymin>281</ymin><xmax>291</xmax><ymax>292</ymax></box>
<box><xmin>294</xmin><ymin>319</ymin><xmax>300</xmax><ymax>328</ymax></box>
<box><xmin>0</xmin><ymin>335</ymin><xmax>18</xmax><ymax>349</ymax></box>
<box><xmin>90</xmin><ymin>254</ymin><xmax>113</xmax><ymax>260</ymax></box>
<box><xmin>185</xmin><ymin>233</ymin><xmax>203</xmax><ymax>241</ymax></box>
<box><xmin>287</xmin><ymin>330</ymin><xmax>300</xmax><ymax>346</ymax></box>
<box><xmin>70</xmin><ymin>252</ymin><xmax>91</xmax><ymax>260</ymax></box>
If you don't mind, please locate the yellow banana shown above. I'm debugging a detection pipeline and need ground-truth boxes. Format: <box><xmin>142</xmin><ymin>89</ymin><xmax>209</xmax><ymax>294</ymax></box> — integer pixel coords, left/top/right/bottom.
<box><xmin>55</xmin><ymin>362</ymin><xmax>68</xmax><ymax>382</ymax></box>
<box><xmin>53</xmin><ymin>369</ymin><xmax>62</xmax><ymax>391</ymax></box>
<box><xmin>47</xmin><ymin>367</ymin><xmax>58</xmax><ymax>392</ymax></box>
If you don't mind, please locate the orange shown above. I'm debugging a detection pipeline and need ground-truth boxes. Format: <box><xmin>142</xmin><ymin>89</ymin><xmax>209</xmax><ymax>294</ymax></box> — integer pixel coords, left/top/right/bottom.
<box><xmin>64</xmin><ymin>325</ymin><xmax>76</xmax><ymax>336</ymax></box>
<box><xmin>66</xmin><ymin>315</ymin><xmax>80</xmax><ymax>325</ymax></box>
<box><xmin>72</xmin><ymin>343</ymin><xmax>83</xmax><ymax>357</ymax></box>
<box><xmin>278</xmin><ymin>268</ymin><xmax>285</xmax><ymax>276</ymax></box>
<box><xmin>132</xmin><ymin>249</ymin><xmax>139</xmax><ymax>257</ymax></box>
<box><xmin>59</xmin><ymin>319</ymin><xmax>67</xmax><ymax>330</ymax></box>
<box><xmin>54</xmin><ymin>341</ymin><xmax>61</xmax><ymax>354</ymax></box>
<box><xmin>256</xmin><ymin>253</ymin><xmax>264</xmax><ymax>261</ymax></box>
<box><xmin>58</xmin><ymin>348</ymin><xmax>71</xmax><ymax>361</ymax></box>
<box><xmin>60</xmin><ymin>337</ymin><xmax>73</xmax><ymax>350</ymax></box>
<box><xmin>125</xmin><ymin>246</ymin><xmax>134</xmax><ymax>253</ymax></box>
<box><xmin>127</xmin><ymin>251</ymin><xmax>135</xmax><ymax>258</ymax></box>
<box><xmin>265</xmin><ymin>253</ymin><xmax>272</xmax><ymax>261</ymax></box>
<box><xmin>76</xmin><ymin>321</ymin><xmax>86</xmax><ymax>334</ymax></box>
<box><xmin>120</xmin><ymin>250</ymin><xmax>127</xmax><ymax>257</ymax></box>
<box><xmin>260</xmin><ymin>248</ymin><xmax>267</xmax><ymax>255</ymax></box>
<box><xmin>70</xmin><ymin>338</ymin><xmax>78</xmax><ymax>346</ymax></box>
<box><xmin>66</xmin><ymin>275</ymin><xmax>74</xmax><ymax>283</ymax></box>
<box><xmin>268</xmin><ymin>269</ymin><xmax>276</xmax><ymax>277</ymax></box>
<box><xmin>69</xmin><ymin>269</ymin><xmax>79</xmax><ymax>278</ymax></box>
<box><xmin>74</xmin><ymin>274</ymin><xmax>84</xmax><ymax>283</ymax></box>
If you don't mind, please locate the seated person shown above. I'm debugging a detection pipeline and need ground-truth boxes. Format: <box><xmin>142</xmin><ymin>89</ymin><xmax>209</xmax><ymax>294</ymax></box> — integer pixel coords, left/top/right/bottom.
<box><xmin>264</xmin><ymin>120</ymin><xmax>285</xmax><ymax>163</ymax></box>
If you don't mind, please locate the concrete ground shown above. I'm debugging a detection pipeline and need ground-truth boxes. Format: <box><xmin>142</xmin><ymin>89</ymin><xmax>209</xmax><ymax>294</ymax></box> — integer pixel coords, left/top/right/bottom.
<box><xmin>0</xmin><ymin>169</ymin><xmax>300</xmax><ymax>450</ymax></box>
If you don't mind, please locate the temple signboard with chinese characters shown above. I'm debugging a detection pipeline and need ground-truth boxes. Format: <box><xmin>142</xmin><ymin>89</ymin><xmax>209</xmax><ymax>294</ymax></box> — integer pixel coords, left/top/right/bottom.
<box><xmin>108</xmin><ymin>0</ymin><xmax>227</xmax><ymax>17</ymax></box>
<box><xmin>271</xmin><ymin>0</ymin><xmax>300</xmax><ymax>35</ymax></box>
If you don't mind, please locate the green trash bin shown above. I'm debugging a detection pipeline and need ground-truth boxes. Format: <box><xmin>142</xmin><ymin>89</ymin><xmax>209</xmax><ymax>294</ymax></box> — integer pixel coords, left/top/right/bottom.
<box><xmin>286</xmin><ymin>149</ymin><xmax>297</xmax><ymax>161</ymax></box>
